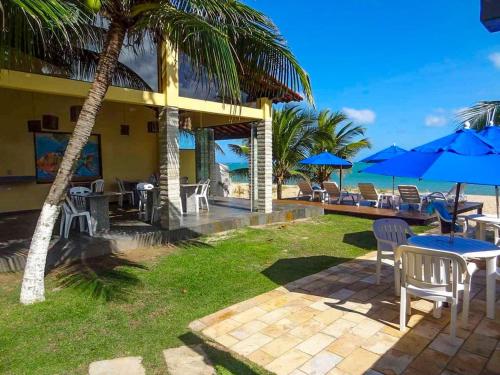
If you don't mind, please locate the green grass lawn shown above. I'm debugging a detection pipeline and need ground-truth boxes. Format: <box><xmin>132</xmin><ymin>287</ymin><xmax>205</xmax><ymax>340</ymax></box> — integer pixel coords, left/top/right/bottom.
<box><xmin>0</xmin><ymin>215</ymin><xmax>426</xmax><ymax>374</ymax></box>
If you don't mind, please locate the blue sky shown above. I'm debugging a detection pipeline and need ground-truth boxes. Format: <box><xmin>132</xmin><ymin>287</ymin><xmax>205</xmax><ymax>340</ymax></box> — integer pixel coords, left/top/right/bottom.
<box><xmin>212</xmin><ymin>0</ymin><xmax>500</xmax><ymax>163</ymax></box>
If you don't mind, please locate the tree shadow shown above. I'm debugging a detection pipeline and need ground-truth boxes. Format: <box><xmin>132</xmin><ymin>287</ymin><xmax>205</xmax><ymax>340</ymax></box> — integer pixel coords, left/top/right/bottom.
<box><xmin>261</xmin><ymin>256</ymin><xmax>351</xmax><ymax>286</ymax></box>
<box><xmin>53</xmin><ymin>254</ymin><xmax>147</xmax><ymax>302</ymax></box>
<box><xmin>342</xmin><ymin>230</ymin><xmax>376</xmax><ymax>250</ymax></box>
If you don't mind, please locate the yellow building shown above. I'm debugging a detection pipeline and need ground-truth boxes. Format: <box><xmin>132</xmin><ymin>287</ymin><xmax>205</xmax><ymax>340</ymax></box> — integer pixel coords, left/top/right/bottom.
<box><xmin>0</xmin><ymin>45</ymin><xmax>300</xmax><ymax>228</ymax></box>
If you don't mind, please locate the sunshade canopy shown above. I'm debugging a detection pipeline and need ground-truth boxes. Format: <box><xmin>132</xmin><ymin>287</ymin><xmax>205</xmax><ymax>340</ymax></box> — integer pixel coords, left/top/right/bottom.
<box><xmin>479</xmin><ymin>125</ymin><xmax>500</xmax><ymax>147</ymax></box>
<box><xmin>300</xmin><ymin>151</ymin><xmax>352</xmax><ymax>168</ymax></box>
<box><xmin>360</xmin><ymin>145</ymin><xmax>407</xmax><ymax>163</ymax></box>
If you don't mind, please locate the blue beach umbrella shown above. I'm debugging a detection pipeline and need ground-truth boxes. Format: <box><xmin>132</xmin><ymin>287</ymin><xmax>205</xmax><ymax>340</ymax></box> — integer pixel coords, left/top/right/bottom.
<box><xmin>362</xmin><ymin>128</ymin><xmax>500</xmax><ymax>230</ymax></box>
<box><xmin>479</xmin><ymin>124</ymin><xmax>500</xmax><ymax>217</ymax></box>
<box><xmin>360</xmin><ymin>144</ymin><xmax>407</xmax><ymax>194</ymax></box>
<box><xmin>300</xmin><ymin>151</ymin><xmax>352</xmax><ymax>192</ymax></box>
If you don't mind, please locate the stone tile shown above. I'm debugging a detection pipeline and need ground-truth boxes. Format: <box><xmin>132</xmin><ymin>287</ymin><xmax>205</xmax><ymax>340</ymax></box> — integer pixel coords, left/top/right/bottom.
<box><xmin>393</xmin><ymin>332</ymin><xmax>430</xmax><ymax>356</ymax></box>
<box><xmin>231</xmin><ymin>332</ymin><xmax>273</xmax><ymax>356</ymax></box>
<box><xmin>446</xmin><ymin>349</ymin><xmax>488</xmax><ymax>375</ymax></box>
<box><xmin>408</xmin><ymin>348</ymin><xmax>450</xmax><ymax>375</ymax></box>
<box><xmin>342</xmin><ymin>311</ymin><xmax>367</xmax><ymax>324</ymax></box>
<box><xmin>313</xmin><ymin>309</ymin><xmax>343</xmax><ymax>326</ymax></box>
<box><xmin>199</xmin><ymin>307</ymin><xmax>237</xmax><ymax>326</ymax></box>
<box><xmin>475</xmin><ymin>319</ymin><xmax>500</xmax><ymax>340</ymax></box>
<box><xmin>429</xmin><ymin>333</ymin><xmax>464</xmax><ymax>356</ymax></box>
<box><xmin>202</xmin><ymin>319</ymin><xmax>241</xmax><ymax>339</ymax></box>
<box><xmin>262</xmin><ymin>318</ymin><xmax>296</xmax><ymax>338</ymax></box>
<box><xmin>410</xmin><ymin>319</ymin><xmax>443</xmax><ymax>340</ymax></box>
<box><xmin>289</xmin><ymin>370</ymin><xmax>308</xmax><ymax>375</ymax></box>
<box><xmin>188</xmin><ymin>319</ymin><xmax>206</xmax><ymax>332</ymax></box>
<box><xmin>485</xmin><ymin>349</ymin><xmax>500</xmax><ymax>374</ymax></box>
<box><xmin>299</xmin><ymin>351</ymin><xmax>343</xmax><ymax>375</ymax></box>
<box><xmin>163</xmin><ymin>346</ymin><xmax>215</xmax><ymax>375</ymax></box>
<box><xmin>290</xmin><ymin>319</ymin><xmax>327</xmax><ymax>340</ymax></box>
<box><xmin>247</xmin><ymin>349</ymin><xmax>275</xmax><ymax>367</ymax></box>
<box><xmin>373</xmin><ymin>348</ymin><xmax>413</xmax><ymax>375</ymax></box>
<box><xmin>296</xmin><ymin>332</ymin><xmax>336</xmax><ymax>356</ymax></box>
<box><xmin>463</xmin><ymin>333</ymin><xmax>498</xmax><ymax>358</ymax></box>
<box><xmin>310</xmin><ymin>299</ymin><xmax>335</xmax><ymax>312</ymax></box>
<box><xmin>362</xmin><ymin>332</ymin><xmax>399</xmax><ymax>355</ymax></box>
<box><xmin>289</xmin><ymin>307</ymin><xmax>320</xmax><ymax>325</ymax></box>
<box><xmin>214</xmin><ymin>334</ymin><xmax>239</xmax><ymax>348</ymax></box>
<box><xmin>326</xmin><ymin>368</ymin><xmax>348</xmax><ymax>375</ymax></box>
<box><xmin>351</xmin><ymin>288</ymin><xmax>380</xmax><ymax>302</ymax></box>
<box><xmin>259</xmin><ymin>307</ymin><xmax>292</xmax><ymax>324</ymax></box>
<box><xmin>322</xmin><ymin>319</ymin><xmax>356</xmax><ymax>338</ymax></box>
<box><xmin>261</xmin><ymin>334</ymin><xmax>303</xmax><ymax>357</ymax></box>
<box><xmin>337</xmin><ymin>348</ymin><xmax>380</xmax><ymax>375</ymax></box>
<box><xmin>351</xmin><ymin>319</ymin><xmax>384</xmax><ymax>338</ymax></box>
<box><xmin>89</xmin><ymin>356</ymin><xmax>146</xmax><ymax>375</ymax></box>
<box><xmin>228</xmin><ymin>320</ymin><xmax>267</xmax><ymax>340</ymax></box>
<box><xmin>382</xmin><ymin>321</ymin><xmax>408</xmax><ymax>338</ymax></box>
<box><xmin>232</xmin><ymin>306</ymin><xmax>268</xmax><ymax>323</ymax></box>
<box><xmin>265</xmin><ymin>348</ymin><xmax>311</xmax><ymax>375</ymax></box>
<box><xmin>327</xmin><ymin>333</ymin><xmax>363</xmax><ymax>357</ymax></box>
<box><xmin>329</xmin><ymin>288</ymin><xmax>356</xmax><ymax>301</ymax></box>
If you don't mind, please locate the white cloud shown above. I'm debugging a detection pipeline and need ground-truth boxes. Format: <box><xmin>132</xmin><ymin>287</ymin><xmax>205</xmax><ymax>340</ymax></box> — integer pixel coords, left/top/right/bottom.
<box><xmin>489</xmin><ymin>52</ymin><xmax>500</xmax><ymax>69</ymax></box>
<box><xmin>342</xmin><ymin>107</ymin><xmax>376</xmax><ymax>124</ymax></box>
<box><xmin>425</xmin><ymin>114</ymin><xmax>448</xmax><ymax>127</ymax></box>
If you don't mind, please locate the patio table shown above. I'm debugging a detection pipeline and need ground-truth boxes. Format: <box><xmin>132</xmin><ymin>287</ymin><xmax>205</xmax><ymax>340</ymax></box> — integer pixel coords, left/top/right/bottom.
<box><xmin>85</xmin><ymin>192</ymin><xmax>119</xmax><ymax>233</ymax></box>
<box><xmin>462</xmin><ymin>214</ymin><xmax>500</xmax><ymax>241</ymax></box>
<box><xmin>180</xmin><ymin>184</ymin><xmax>200</xmax><ymax>213</ymax></box>
<box><xmin>408</xmin><ymin>234</ymin><xmax>500</xmax><ymax>319</ymax></box>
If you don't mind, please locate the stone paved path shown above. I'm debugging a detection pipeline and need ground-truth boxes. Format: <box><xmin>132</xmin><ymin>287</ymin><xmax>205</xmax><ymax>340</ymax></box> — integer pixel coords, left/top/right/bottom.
<box><xmin>163</xmin><ymin>345</ymin><xmax>216</xmax><ymax>375</ymax></box>
<box><xmin>89</xmin><ymin>356</ymin><xmax>146</xmax><ymax>375</ymax></box>
<box><xmin>190</xmin><ymin>252</ymin><xmax>500</xmax><ymax>375</ymax></box>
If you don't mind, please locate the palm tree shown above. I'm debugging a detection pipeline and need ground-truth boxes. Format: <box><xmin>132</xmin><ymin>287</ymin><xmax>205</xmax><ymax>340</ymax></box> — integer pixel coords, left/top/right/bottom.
<box><xmin>11</xmin><ymin>0</ymin><xmax>313</xmax><ymax>304</ymax></box>
<box><xmin>457</xmin><ymin>101</ymin><xmax>500</xmax><ymax>129</ymax></box>
<box><xmin>229</xmin><ymin>106</ymin><xmax>315</xmax><ymax>199</ymax></box>
<box><xmin>303</xmin><ymin>109</ymin><xmax>371</xmax><ymax>185</ymax></box>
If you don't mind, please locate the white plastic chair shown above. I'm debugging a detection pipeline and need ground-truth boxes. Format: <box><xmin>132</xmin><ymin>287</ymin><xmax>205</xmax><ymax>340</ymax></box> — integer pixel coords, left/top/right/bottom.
<box><xmin>137</xmin><ymin>182</ymin><xmax>154</xmax><ymax>220</ymax></box>
<box><xmin>358</xmin><ymin>183</ymin><xmax>382</xmax><ymax>207</ymax></box>
<box><xmin>323</xmin><ymin>181</ymin><xmax>357</xmax><ymax>204</ymax></box>
<box><xmin>373</xmin><ymin>218</ymin><xmax>415</xmax><ymax>295</ymax></box>
<box><xmin>297</xmin><ymin>180</ymin><xmax>325</xmax><ymax>201</ymax></box>
<box><xmin>69</xmin><ymin>187</ymin><xmax>90</xmax><ymax>212</ymax></box>
<box><xmin>60</xmin><ymin>197</ymin><xmax>93</xmax><ymax>239</ymax></box>
<box><xmin>69</xmin><ymin>186</ymin><xmax>91</xmax><ymax>196</ymax></box>
<box><xmin>395</xmin><ymin>245</ymin><xmax>476</xmax><ymax>341</ymax></box>
<box><xmin>194</xmin><ymin>179</ymin><xmax>210</xmax><ymax>212</ymax></box>
<box><xmin>116</xmin><ymin>178</ymin><xmax>134</xmax><ymax>207</ymax></box>
<box><xmin>90</xmin><ymin>179</ymin><xmax>104</xmax><ymax>193</ymax></box>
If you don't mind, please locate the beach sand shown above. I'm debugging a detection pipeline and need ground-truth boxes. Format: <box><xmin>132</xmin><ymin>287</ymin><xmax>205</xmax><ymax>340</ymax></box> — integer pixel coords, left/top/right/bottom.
<box><xmin>229</xmin><ymin>182</ymin><xmax>499</xmax><ymax>216</ymax></box>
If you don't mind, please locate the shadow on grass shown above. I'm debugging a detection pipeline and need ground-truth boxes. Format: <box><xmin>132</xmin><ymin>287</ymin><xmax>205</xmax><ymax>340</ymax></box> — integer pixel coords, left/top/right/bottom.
<box><xmin>54</xmin><ymin>254</ymin><xmax>147</xmax><ymax>302</ymax></box>
<box><xmin>342</xmin><ymin>230</ymin><xmax>376</xmax><ymax>250</ymax></box>
<box><xmin>261</xmin><ymin>256</ymin><xmax>351</xmax><ymax>286</ymax></box>
<box><xmin>179</xmin><ymin>332</ymin><xmax>266</xmax><ymax>375</ymax></box>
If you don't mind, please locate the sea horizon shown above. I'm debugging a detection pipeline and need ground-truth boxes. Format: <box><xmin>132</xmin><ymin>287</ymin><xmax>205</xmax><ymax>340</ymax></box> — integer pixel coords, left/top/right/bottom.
<box><xmin>225</xmin><ymin>161</ymin><xmax>498</xmax><ymax>197</ymax></box>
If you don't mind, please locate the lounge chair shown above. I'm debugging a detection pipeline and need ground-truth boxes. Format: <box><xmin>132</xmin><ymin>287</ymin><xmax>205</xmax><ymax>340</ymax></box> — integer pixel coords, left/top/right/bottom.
<box><xmin>297</xmin><ymin>180</ymin><xmax>325</xmax><ymax>201</ymax></box>
<box><xmin>398</xmin><ymin>185</ymin><xmax>426</xmax><ymax>211</ymax></box>
<box><xmin>323</xmin><ymin>181</ymin><xmax>357</xmax><ymax>204</ymax></box>
<box><xmin>428</xmin><ymin>184</ymin><xmax>467</xmax><ymax>204</ymax></box>
<box><xmin>357</xmin><ymin>183</ymin><xmax>382</xmax><ymax>207</ymax></box>
<box><xmin>427</xmin><ymin>201</ymin><xmax>474</xmax><ymax>237</ymax></box>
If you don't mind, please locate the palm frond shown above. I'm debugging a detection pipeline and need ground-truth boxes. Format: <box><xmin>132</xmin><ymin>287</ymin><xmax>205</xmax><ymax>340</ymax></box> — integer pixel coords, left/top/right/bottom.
<box><xmin>456</xmin><ymin>101</ymin><xmax>500</xmax><ymax>130</ymax></box>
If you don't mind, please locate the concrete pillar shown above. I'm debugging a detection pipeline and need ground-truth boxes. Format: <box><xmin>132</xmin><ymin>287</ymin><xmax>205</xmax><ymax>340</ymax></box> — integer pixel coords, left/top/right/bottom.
<box><xmin>256</xmin><ymin>119</ymin><xmax>273</xmax><ymax>213</ymax></box>
<box><xmin>249</xmin><ymin>124</ymin><xmax>258</xmax><ymax>211</ymax></box>
<box><xmin>158</xmin><ymin>106</ymin><xmax>182</xmax><ymax>229</ymax></box>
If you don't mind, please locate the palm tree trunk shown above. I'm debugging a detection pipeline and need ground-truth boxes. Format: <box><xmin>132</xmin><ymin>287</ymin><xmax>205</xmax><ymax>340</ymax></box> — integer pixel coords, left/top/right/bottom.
<box><xmin>277</xmin><ymin>177</ymin><xmax>283</xmax><ymax>200</ymax></box>
<box><xmin>20</xmin><ymin>21</ymin><xmax>126</xmax><ymax>304</ymax></box>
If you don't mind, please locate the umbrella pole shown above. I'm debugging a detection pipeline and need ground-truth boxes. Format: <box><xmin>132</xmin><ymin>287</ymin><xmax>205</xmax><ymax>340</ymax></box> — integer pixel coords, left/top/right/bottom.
<box><xmin>451</xmin><ymin>182</ymin><xmax>461</xmax><ymax>241</ymax></box>
<box><xmin>496</xmin><ymin>185</ymin><xmax>499</xmax><ymax>219</ymax></box>
<box><xmin>340</xmin><ymin>166</ymin><xmax>343</xmax><ymax>192</ymax></box>
<box><xmin>392</xmin><ymin>176</ymin><xmax>395</xmax><ymax>195</ymax></box>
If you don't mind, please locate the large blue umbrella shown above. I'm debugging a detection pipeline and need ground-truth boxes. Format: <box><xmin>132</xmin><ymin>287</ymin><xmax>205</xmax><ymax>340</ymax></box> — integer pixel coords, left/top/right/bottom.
<box><xmin>360</xmin><ymin>144</ymin><xmax>407</xmax><ymax>194</ymax></box>
<box><xmin>362</xmin><ymin>128</ymin><xmax>500</xmax><ymax>230</ymax></box>
<box><xmin>479</xmin><ymin>125</ymin><xmax>500</xmax><ymax>216</ymax></box>
<box><xmin>300</xmin><ymin>151</ymin><xmax>352</xmax><ymax>192</ymax></box>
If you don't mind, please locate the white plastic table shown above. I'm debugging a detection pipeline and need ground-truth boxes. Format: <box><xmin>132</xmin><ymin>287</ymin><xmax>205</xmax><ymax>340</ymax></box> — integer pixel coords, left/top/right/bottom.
<box><xmin>408</xmin><ymin>235</ymin><xmax>500</xmax><ymax>319</ymax></box>
<box><xmin>462</xmin><ymin>214</ymin><xmax>500</xmax><ymax>241</ymax></box>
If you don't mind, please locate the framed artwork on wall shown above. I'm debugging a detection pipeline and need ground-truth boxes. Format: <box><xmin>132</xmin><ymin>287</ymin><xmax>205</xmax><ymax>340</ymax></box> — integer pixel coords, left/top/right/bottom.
<box><xmin>34</xmin><ymin>132</ymin><xmax>102</xmax><ymax>183</ymax></box>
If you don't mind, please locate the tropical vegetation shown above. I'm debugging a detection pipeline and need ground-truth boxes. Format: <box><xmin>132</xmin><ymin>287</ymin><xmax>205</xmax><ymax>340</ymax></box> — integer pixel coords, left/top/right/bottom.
<box><xmin>1</xmin><ymin>0</ymin><xmax>313</xmax><ymax>304</ymax></box>
<box><xmin>457</xmin><ymin>101</ymin><xmax>500</xmax><ymax>129</ymax></box>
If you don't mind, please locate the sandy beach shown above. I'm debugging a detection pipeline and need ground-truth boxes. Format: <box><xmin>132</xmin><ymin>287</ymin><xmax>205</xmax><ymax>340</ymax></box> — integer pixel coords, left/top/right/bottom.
<box><xmin>229</xmin><ymin>182</ymin><xmax>499</xmax><ymax>216</ymax></box>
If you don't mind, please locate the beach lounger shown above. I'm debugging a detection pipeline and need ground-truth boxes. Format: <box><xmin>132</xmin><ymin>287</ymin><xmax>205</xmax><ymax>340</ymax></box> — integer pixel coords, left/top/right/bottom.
<box><xmin>357</xmin><ymin>183</ymin><xmax>383</xmax><ymax>207</ymax></box>
<box><xmin>297</xmin><ymin>180</ymin><xmax>325</xmax><ymax>201</ymax></box>
<box><xmin>323</xmin><ymin>181</ymin><xmax>357</xmax><ymax>204</ymax></box>
<box><xmin>428</xmin><ymin>184</ymin><xmax>467</xmax><ymax>204</ymax></box>
<box><xmin>398</xmin><ymin>185</ymin><xmax>426</xmax><ymax>211</ymax></box>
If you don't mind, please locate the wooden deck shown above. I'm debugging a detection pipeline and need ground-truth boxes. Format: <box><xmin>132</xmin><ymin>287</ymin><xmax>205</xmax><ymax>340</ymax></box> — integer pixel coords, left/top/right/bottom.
<box><xmin>276</xmin><ymin>199</ymin><xmax>484</xmax><ymax>225</ymax></box>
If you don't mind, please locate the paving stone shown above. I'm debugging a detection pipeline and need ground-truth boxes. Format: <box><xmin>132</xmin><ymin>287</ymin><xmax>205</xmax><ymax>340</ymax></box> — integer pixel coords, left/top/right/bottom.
<box><xmin>296</xmin><ymin>333</ymin><xmax>336</xmax><ymax>356</ymax></box>
<box><xmin>342</xmin><ymin>311</ymin><xmax>367</xmax><ymax>324</ymax></box>
<box><xmin>247</xmin><ymin>349</ymin><xmax>275</xmax><ymax>367</ymax></box>
<box><xmin>475</xmin><ymin>319</ymin><xmax>500</xmax><ymax>340</ymax></box>
<box><xmin>89</xmin><ymin>356</ymin><xmax>145</xmax><ymax>375</ymax></box>
<box><xmin>202</xmin><ymin>318</ymin><xmax>241</xmax><ymax>338</ymax></box>
<box><xmin>265</xmin><ymin>348</ymin><xmax>311</xmax><ymax>375</ymax></box>
<box><xmin>259</xmin><ymin>307</ymin><xmax>292</xmax><ymax>324</ymax></box>
<box><xmin>329</xmin><ymin>288</ymin><xmax>356</xmax><ymax>301</ymax></box>
<box><xmin>485</xmin><ymin>349</ymin><xmax>500</xmax><ymax>374</ymax></box>
<box><xmin>299</xmin><ymin>351</ymin><xmax>342</xmax><ymax>375</ymax></box>
<box><xmin>327</xmin><ymin>333</ymin><xmax>363</xmax><ymax>357</ymax></box>
<box><xmin>361</xmin><ymin>332</ymin><xmax>399</xmax><ymax>355</ymax></box>
<box><xmin>410</xmin><ymin>319</ymin><xmax>443</xmax><ymax>340</ymax></box>
<box><xmin>261</xmin><ymin>334</ymin><xmax>303</xmax><ymax>357</ymax></box>
<box><xmin>313</xmin><ymin>308</ymin><xmax>343</xmax><ymax>325</ymax></box>
<box><xmin>163</xmin><ymin>346</ymin><xmax>215</xmax><ymax>375</ymax></box>
<box><xmin>351</xmin><ymin>319</ymin><xmax>384</xmax><ymax>338</ymax></box>
<box><xmin>373</xmin><ymin>348</ymin><xmax>413</xmax><ymax>375</ymax></box>
<box><xmin>214</xmin><ymin>334</ymin><xmax>239</xmax><ymax>348</ymax></box>
<box><xmin>463</xmin><ymin>333</ymin><xmax>498</xmax><ymax>357</ymax></box>
<box><xmin>228</xmin><ymin>320</ymin><xmax>267</xmax><ymax>340</ymax></box>
<box><xmin>392</xmin><ymin>332</ymin><xmax>430</xmax><ymax>356</ymax></box>
<box><xmin>262</xmin><ymin>318</ymin><xmax>296</xmax><ymax>338</ymax></box>
<box><xmin>408</xmin><ymin>348</ymin><xmax>450</xmax><ymax>375</ymax></box>
<box><xmin>231</xmin><ymin>332</ymin><xmax>273</xmax><ymax>356</ymax></box>
<box><xmin>446</xmin><ymin>349</ymin><xmax>488</xmax><ymax>375</ymax></box>
<box><xmin>232</xmin><ymin>306</ymin><xmax>268</xmax><ymax>323</ymax></box>
<box><xmin>336</xmin><ymin>347</ymin><xmax>380</xmax><ymax>375</ymax></box>
<box><xmin>322</xmin><ymin>318</ymin><xmax>356</xmax><ymax>337</ymax></box>
<box><xmin>429</xmin><ymin>333</ymin><xmax>464</xmax><ymax>356</ymax></box>
<box><xmin>290</xmin><ymin>319</ymin><xmax>327</xmax><ymax>340</ymax></box>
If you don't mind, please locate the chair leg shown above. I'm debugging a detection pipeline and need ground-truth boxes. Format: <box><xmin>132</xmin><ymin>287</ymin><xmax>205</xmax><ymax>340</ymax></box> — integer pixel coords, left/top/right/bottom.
<box><xmin>59</xmin><ymin>213</ymin><xmax>65</xmax><ymax>237</ymax></box>
<box><xmin>406</xmin><ymin>293</ymin><xmax>411</xmax><ymax>315</ymax></box>
<box><xmin>450</xmin><ymin>300</ymin><xmax>457</xmax><ymax>341</ymax></box>
<box><xmin>118</xmin><ymin>195</ymin><xmax>123</xmax><ymax>208</ymax></box>
<box><xmin>65</xmin><ymin>216</ymin><xmax>73</xmax><ymax>238</ymax></box>
<box><xmin>400</xmin><ymin>286</ymin><xmax>407</xmax><ymax>331</ymax></box>
<box><xmin>86</xmin><ymin>214</ymin><xmax>94</xmax><ymax>237</ymax></box>
<box><xmin>462</xmin><ymin>283</ymin><xmax>470</xmax><ymax>327</ymax></box>
<box><xmin>433</xmin><ymin>301</ymin><xmax>442</xmax><ymax>319</ymax></box>
<box><xmin>204</xmin><ymin>196</ymin><xmax>209</xmax><ymax>211</ymax></box>
<box><xmin>376</xmin><ymin>250</ymin><xmax>382</xmax><ymax>285</ymax></box>
<box><xmin>394</xmin><ymin>264</ymin><xmax>401</xmax><ymax>297</ymax></box>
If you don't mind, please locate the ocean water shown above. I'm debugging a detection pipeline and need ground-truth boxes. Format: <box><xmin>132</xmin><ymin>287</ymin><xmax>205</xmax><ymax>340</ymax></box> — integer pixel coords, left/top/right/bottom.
<box><xmin>226</xmin><ymin>162</ymin><xmax>498</xmax><ymax>196</ymax></box>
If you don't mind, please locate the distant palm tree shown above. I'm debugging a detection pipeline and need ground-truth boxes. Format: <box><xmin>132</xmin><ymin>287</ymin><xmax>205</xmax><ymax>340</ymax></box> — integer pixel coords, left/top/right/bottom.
<box><xmin>457</xmin><ymin>101</ymin><xmax>500</xmax><ymax>129</ymax></box>
<box><xmin>302</xmin><ymin>110</ymin><xmax>371</xmax><ymax>185</ymax></box>
<box><xmin>9</xmin><ymin>0</ymin><xmax>313</xmax><ymax>305</ymax></box>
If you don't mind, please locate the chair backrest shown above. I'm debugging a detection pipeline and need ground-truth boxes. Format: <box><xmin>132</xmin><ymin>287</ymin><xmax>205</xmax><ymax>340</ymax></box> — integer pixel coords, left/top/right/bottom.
<box><xmin>201</xmin><ymin>179</ymin><xmax>210</xmax><ymax>196</ymax></box>
<box><xmin>396</xmin><ymin>245</ymin><xmax>467</xmax><ymax>295</ymax></box>
<box><xmin>69</xmin><ymin>186</ymin><xmax>91</xmax><ymax>196</ymax></box>
<box><xmin>91</xmin><ymin>179</ymin><xmax>104</xmax><ymax>193</ymax></box>
<box><xmin>323</xmin><ymin>181</ymin><xmax>340</xmax><ymax>198</ymax></box>
<box><xmin>427</xmin><ymin>201</ymin><xmax>455</xmax><ymax>234</ymax></box>
<box><xmin>116</xmin><ymin>178</ymin><xmax>125</xmax><ymax>192</ymax></box>
<box><xmin>298</xmin><ymin>180</ymin><xmax>313</xmax><ymax>195</ymax></box>
<box><xmin>398</xmin><ymin>185</ymin><xmax>421</xmax><ymax>204</ymax></box>
<box><xmin>64</xmin><ymin>196</ymin><xmax>79</xmax><ymax>214</ymax></box>
<box><xmin>136</xmin><ymin>182</ymin><xmax>154</xmax><ymax>202</ymax></box>
<box><xmin>358</xmin><ymin>183</ymin><xmax>379</xmax><ymax>201</ymax></box>
<box><xmin>373</xmin><ymin>218</ymin><xmax>414</xmax><ymax>248</ymax></box>
<box><xmin>69</xmin><ymin>194</ymin><xmax>87</xmax><ymax>211</ymax></box>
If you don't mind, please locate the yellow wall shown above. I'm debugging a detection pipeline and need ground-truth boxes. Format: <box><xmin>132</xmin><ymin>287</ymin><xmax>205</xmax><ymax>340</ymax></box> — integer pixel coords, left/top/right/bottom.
<box><xmin>180</xmin><ymin>149</ymin><xmax>196</xmax><ymax>184</ymax></box>
<box><xmin>0</xmin><ymin>88</ymin><xmax>159</xmax><ymax>212</ymax></box>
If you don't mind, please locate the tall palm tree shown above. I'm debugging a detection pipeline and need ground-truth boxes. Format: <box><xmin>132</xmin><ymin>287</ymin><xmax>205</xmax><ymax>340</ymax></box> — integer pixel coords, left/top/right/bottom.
<box><xmin>10</xmin><ymin>0</ymin><xmax>313</xmax><ymax>304</ymax></box>
<box><xmin>229</xmin><ymin>106</ymin><xmax>316</xmax><ymax>199</ymax></box>
<box><xmin>457</xmin><ymin>101</ymin><xmax>500</xmax><ymax>129</ymax></box>
<box><xmin>303</xmin><ymin>109</ymin><xmax>371</xmax><ymax>185</ymax></box>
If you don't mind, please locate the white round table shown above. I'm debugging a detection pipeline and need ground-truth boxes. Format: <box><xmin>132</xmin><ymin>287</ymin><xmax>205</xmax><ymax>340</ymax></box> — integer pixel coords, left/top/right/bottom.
<box><xmin>408</xmin><ymin>235</ymin><xmax>500</xmax><ymax>319</ymax></box>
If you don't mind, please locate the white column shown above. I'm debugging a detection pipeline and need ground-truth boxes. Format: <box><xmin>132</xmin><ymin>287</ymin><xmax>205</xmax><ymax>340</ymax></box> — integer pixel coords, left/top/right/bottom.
<box><xmin>158</xmin><ymin>106</ymin><xmax>182</xmax><ymax>229</ymax></box>
<box><xmin>256</xmin><ymin>119</ymin><xmax>273</xmax><ymax>213</ymax></box>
